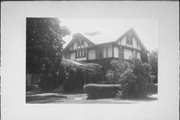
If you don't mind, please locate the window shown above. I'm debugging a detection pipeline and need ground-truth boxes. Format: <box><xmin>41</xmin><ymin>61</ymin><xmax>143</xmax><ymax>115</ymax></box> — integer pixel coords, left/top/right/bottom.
<box><xmin>77</xmin><ymin>40</ymin><xmax>85</xmax><ymax>49</ymax></box>
<box><xmin>126</xmin><ymin>35</ymin><xmax>133</xmax><ymax>46</ymax></box>
<box><xmin>96</xmin><ymin>47</ymin><xmax>103</xmax><ymax>59</ymax></box>
<box><xmin>76</xmin><ymin>49</ymin><xmax>87</xmax><ymax>58</ymax></box>
<box><xmin>103</xmin><ymin>47</ymin><xmax>108</xmax><ymax>58</ymax></box>
<box><xmin>119</xmin><ymin>47</ymin><xmax>124</xmax><ymax>58</ymax></box>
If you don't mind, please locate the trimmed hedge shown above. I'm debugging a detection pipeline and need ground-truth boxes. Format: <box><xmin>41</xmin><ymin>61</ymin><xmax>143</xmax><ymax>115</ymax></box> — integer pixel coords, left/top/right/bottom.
<box><xmin>84</xmin><ymin>84</ymin><xmax>121</xmax><ymax>99</ymax></box>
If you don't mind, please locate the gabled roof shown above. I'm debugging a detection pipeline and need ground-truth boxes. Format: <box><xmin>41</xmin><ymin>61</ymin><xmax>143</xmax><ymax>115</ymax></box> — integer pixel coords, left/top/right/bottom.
<box><xmin>64</xmin><ymin>33</ymin><xmax>95</xmax><ymax>51</ymax></box>
<box><xmin>115</xmin><ymin>27</ymin><xmax>148</xmax><ymax>52</ymax></box>
<box><xmin>64</xmin><ymin>28</ymin><xmax>148</xmax><ymax>52</ymax></box>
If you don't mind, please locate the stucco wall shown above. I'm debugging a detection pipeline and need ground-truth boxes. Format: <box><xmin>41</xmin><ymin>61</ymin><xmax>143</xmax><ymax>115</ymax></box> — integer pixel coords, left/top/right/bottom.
<box><xmin>103</xmin><ymin>48</ymin><xmax>107</xmax><ymax>58</ymax></box>
<box><xmin>124</xmin><ymin>49</ymin><xmax>133</xmax><ymax>59</ymax></box>
<box><xmin>133</xmin><ymin>50</ymin><xmax>136</xmax><ymax>58</ymax></box>
<box><xmin>108</xmin><ymin>45</ymin><xmax>113</xmax><ymax>57</ymax></box>
<box><xmin>84</xmin><ymin>41</ymin><xmax>88</xmax><ymax>47</ymax></box>
<box><xmin>114</xmin><ymin>46</ymin><xmax>119</xmax><ymax>58</ymax></box>
<box><xmin>137</xmin><ymin>44</ymin><xmax>141</xmax><ymax>50</ymax></box>
<box><xmin>102</xmin><ymin>45</ymin><xmax>113</xmax><ymax>58</ymax></box>
<box><xmin>121</xmin><ymin>37</ymin><xmax>126</xmax><ymax>45</ymax></box>
<box><xmin>70</xmin><ymin>52</ymin><xmax>76</xmax><ymax>60</ymax></box>
<box><xmin>88</xmin><ymin>49</ymin><xmax>96</xmax><ymax>60</ymax></box>
<box><xmin>76</xmin><ymin>57</ymin><xmax>87</xmax><ymax>61</ymax></box>
<box><xmin>73</xmin><ymin>42</ymin><xmax>77</xmax><ymax>49</ymax></box>
<box><xmin>137</xmin><ymin>51</ymin><xmax>141</xmax><ymax>59</ymax></box>
<box><xmin>132</xmin><ymin>37</ymin><xmax>137</xmax><ymax>48</ymax></box>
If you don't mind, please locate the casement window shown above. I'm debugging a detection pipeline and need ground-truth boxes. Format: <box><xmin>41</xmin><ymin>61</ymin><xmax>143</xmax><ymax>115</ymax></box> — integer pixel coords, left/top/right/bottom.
<box><xmin>96</xmin><ymin>47</ymin><xmax>103</xmax><ymax>59</ymax></box>
<box><xmin>77</xmin><ymin>40</ymin><xmax>85</xmax><ymax>49</ymax></box>
<box><xmin>119</xmin><ymin>47</ymin><xmax>124</xmax><ymax>58</ymax></box>
<box><xmin>103</xmin><ymin>47</ymin><xmax>108</xmax><ymax>58</ymax></box>
<box><xmin>126</xmin><ymin>35</ymin><xmax>133</xmax><ymax>46</ymax></box>
<box><xmin>76</xmin><ymin>49</ymin><xmax>87</xmax><ymax>58</ymax></box>
<box><xmin>132</xmin><ymin>50</ymin><xmax>137</xmax><ymax>58</ymax></box>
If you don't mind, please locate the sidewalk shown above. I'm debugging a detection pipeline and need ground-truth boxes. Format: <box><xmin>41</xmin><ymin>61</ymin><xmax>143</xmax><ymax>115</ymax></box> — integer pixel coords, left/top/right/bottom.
<box><xmin>26</xmin><ymin>91</ymin><xmax>157</xmax><ymax>104</ymax></box>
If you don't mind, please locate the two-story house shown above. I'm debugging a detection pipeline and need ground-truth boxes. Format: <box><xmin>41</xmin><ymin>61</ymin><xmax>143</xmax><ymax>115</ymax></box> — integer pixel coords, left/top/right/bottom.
<box><xmin>63</xmin><ymin>28</ymin><xmax>148</xmax><ymax>71</ymax></box>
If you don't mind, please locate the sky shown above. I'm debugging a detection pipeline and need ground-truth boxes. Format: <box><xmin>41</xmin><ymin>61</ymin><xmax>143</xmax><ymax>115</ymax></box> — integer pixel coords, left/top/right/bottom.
<box><xmin>59</xmin><ymin>18</ymin><xmax>158</xmax><ymax>51</ymax></box>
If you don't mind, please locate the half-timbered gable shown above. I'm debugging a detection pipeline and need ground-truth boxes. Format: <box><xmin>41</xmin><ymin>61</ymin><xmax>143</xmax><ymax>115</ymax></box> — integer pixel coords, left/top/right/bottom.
<box><xmin>64</xmin><ymin>33</ymin><xmax>95</xmax><ymax>61</ymax></box>
<box><xmin>115</xmin><ymin>28</ymin><xmax>148</xmax><ymax>60</ymax></box>
<box><xmin>64</xmin><ymin>28</ymin><xmax>148</xmax><ymax>63</ymax></box>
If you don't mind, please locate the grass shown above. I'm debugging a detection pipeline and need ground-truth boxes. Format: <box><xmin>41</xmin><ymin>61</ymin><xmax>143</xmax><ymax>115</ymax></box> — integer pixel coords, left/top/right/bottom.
<box><xmin>26</xmin><ymin>92</ymin><xmax>157</xmax><ymax>104</ymax></box>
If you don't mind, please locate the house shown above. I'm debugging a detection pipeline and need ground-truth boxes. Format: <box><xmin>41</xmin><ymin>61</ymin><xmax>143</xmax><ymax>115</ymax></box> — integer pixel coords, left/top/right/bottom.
<box><xmin>63</xmin><ymin>28</ymin><xmax>149</xmax><ymax>71</ymax></box>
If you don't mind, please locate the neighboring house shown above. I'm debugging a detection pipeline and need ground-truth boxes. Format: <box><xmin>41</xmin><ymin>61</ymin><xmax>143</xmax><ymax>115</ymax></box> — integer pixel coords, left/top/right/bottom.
<box><xmin>63</xmin><ymin>28</ymin><xmax>149</xmax><ymax>71</ymax></box>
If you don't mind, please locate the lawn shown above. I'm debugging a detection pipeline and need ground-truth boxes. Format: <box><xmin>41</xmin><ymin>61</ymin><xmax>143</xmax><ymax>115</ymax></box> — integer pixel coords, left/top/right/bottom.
<box><xmin>26</xmin><ymin>92</ymin><xmax>157</xmax><ymax>104</ymax></box>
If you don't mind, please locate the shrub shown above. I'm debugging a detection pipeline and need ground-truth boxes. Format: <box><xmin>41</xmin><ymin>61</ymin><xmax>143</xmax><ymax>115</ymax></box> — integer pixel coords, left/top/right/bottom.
<box><xmin>147</xmin><ymin>84</ymin><xmax>157</xmax><ymax>94</ymax></box>
<box><xmin>38</xmin><ymin>59</ymin><xmax>102</xmax><ymax>92</ymax></box>
<box><xmin>84</xmin><ymin>84</ymin><xmax>121</xmax><ymax>99</ymax></box>
<box><xmin>38</xmin><ymin>73</ymin><xmax>61</xmax><ymax>91</ymax></box>
<box><xmin>63</xmin><ymin>69</ymin><xmax>84</xmax><ymax>93</ymax></box>
<box><xmin>84</xmin><ymin>63</ymin><xmax>103</xmax><ymax>84</ymax></box>
<box><xmin>62</xmin><ymin>61</ymin><xmax>103</xmax><ymax>93</ymax></box>
<box><xmin>148</xmin><ymin>50</ymin><xmax>158</xmax><ymax>83</ymax></box>
<box><xmin>108</xmin><ymin>58</ymin><xmax>151</xmax><ymax>98</ymax></box>
<box><xmin>105</xmin><ymin>70</ymin><xmax>115</xmax><ymax>83</ymax></box>
<box><xmin>105</xmin><ymin>60</ymin><xmax>131</xmax><ymax>84</ymax></box>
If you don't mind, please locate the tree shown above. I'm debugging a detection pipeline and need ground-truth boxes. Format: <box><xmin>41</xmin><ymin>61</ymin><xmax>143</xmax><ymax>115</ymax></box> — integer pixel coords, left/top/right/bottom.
<box><xmin>148</xmin><ymin>50</ymin><xmax>158</xmax><ymax>83</ymax></box>
<box><xmin>140</xmin><ymin>50</ymin><xmax>148</xmax><ymax>63</ymax></box>
<box><xmin>26</xmin><ymin>18</ymin><xmax>70</xmax><ymax>91</ymax></box>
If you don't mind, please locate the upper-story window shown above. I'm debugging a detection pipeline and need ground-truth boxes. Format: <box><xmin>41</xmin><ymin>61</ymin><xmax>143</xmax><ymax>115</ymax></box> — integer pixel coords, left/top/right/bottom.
<box><xmin>77</xmin><ymin>40</ymin><xmax>85</xmax><ymax>49</ymax></box>
<box><xmin>76</xmin><ymin>49</ymin><xmax>87</xmax><ymax>58</ymax></box>
<box><xmin>126</xmin><ymin>35</ymin><xmax>133</xmax><ymax>46</ymax></box>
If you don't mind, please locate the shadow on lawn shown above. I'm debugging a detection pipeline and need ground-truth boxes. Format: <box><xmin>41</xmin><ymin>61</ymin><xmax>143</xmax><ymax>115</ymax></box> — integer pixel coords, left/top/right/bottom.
<box><xmin>26</xmin><ymin>95</ymin><xmax>67</xmax><ymax>103</ymax></box>
<box><xmin>26</xmin><ymin>90</ymin><xmax>157</xmax><ymax>104</ymax></box>
<box><xmin>119</xmin><ymin>95</ymin><xmax>157</xmax><ymax>102</ymax></box>
<box><xmin>86</xmin><ymin>94</ymin><xmax>157</xmax><ymax>102</ymax></box>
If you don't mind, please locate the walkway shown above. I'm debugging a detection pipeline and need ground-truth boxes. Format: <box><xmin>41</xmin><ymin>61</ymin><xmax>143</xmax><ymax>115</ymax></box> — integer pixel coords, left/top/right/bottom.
<box><xmin>26</xmin><ymin>92</ymin><xmax>157</xmax><ymax>104</ymax></box>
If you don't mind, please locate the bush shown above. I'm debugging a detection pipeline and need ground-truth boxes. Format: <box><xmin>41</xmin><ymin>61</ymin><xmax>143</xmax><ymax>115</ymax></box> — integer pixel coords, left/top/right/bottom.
<box><xmin>38</xmin><ymin>73</ymin><xmax>62</xmax><ymax>91</ymax></box>
<box><xmin>105</xmin><ymin>70</ymin><xmax>115</xmax><ymax>83</ymax></box>
<box><xmin>38</xmin><ymin>59</ymin><xmax>103</xmax><ymax>92</ymax></box>
<box><xmin>105</xmin><ymin>60</ymin><xmax>131</xmax><ymax>84</ymax></box>
<box><xmin>63</xmin><ymin>69</ymin><xmax>84</xmax><ymax>93</ymax></box>
<box><xmin>84</xmin><ymin>84</ymin><xmax>121</xmax><ymax>99</ymax></box>
<box><xmin>108</xmin><ymin>58</ymin><xmax>151</xmax><ymax>98</ymax></box>
<box><xmin>148</xmin><ymin>50</ymin><xmax>158</xmax><ymax>83</ymax></box>
<box><xmin>62</xmin><ymin>61</ymin><xmax>103</xmax><ymax>93</ymax></box>
<box><xmin>147</xmin><ymin>84</ymin><xmax>157</xmax><ymax>94</ymax></box>
<box><xmin>84</xmin><ymin>63</ymin><xmax>104</xmax><ymax>84</ymax></box>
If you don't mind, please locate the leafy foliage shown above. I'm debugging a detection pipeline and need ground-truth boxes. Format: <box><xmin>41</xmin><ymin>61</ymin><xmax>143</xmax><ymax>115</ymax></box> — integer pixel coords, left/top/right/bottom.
<box><xmin>105</xmin><ymin>70</ymin><xmax>114</xmax><ymax>83</ymax></box>
<box><xmin>148</xmin><ymin>50</ymin><xmax>158</xmax><ymax>83</ymax></box>
<box><xmin>107</xmin><ymin>59</ymin><xmax>151</xmax><ymax>98</ymax></box>
<box><xmin>140</xmin><ymin>50</ymin><xmax>148</xmax><ymax>63</ymax></box>
<box><xmin>84</xmin><ymin>63</ymin><xmax>103</xmax><ymax>84</ymax></box>
<box><xmin>26</xmin><ymin>18</ymin><xmax>70</xmax><ymax>91</ymax></box>
<box><xmin>63</xmin><ymin>69</ymin><xmax>85</xmax><ymax>93</ymax></box>
<box><xmin>59</xmin><ymin>59</ymin><xmax>103</xmax><ymax>92</ymax></box>
<box><xmin>84</xmin><ymin>84</ymin><xmax>121</xmax><ymax>99</ymax></box>
<box><xmin>105</xmin><ymin>60</ymin><xmax>130</xmax><ymax>84</ymax></box>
